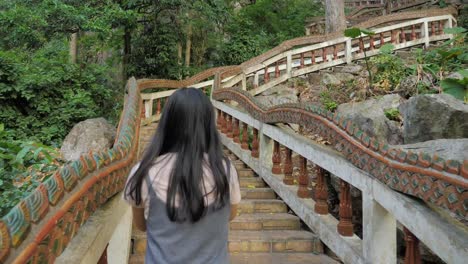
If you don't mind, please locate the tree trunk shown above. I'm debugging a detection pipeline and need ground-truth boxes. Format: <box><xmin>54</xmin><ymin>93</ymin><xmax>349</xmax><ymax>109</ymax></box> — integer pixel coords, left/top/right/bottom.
<box><xmin>69</xmin><ymin>33</ymin><xmax>78</xmax><ymax>63</ymax></box>
<box><xmin>325</xmin><ymin>0</ymin><xmax>346</xmax><ymax>33</ymax></box>
<box><xmin>123</xmin><ymin>27</ymin><xmax>131</xmax><ymax>79</ymax></box>
<box><xmin>177</xmin><ymin>42</ymin><xmax>183</xmax><ymax>65</ymax></box>
<box><xmin>185</xmin><ymin>24</ymin><xmax>192</xmax><ymax>67</ymax></box>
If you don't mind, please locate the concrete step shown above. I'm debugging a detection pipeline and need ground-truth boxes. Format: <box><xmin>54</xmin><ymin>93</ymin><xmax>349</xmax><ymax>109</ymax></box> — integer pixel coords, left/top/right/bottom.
<box><xmin>241</xmin><ymin>188</ymin><xmax>276</xmax><ymax>199</ymax></box>
<box><xmin>132</xmin><ymin>230</ymin><xmax>147</xmax><ymax>254</ymax></box>
<box><xmin>128</xmin><ymin>254</ymin><xmax>144</xmax><ymax>264</ymax></box>
<box><xmin>238</xmin><ymin>168</ymin><xmax>255</xmax><ymax>178</ymax></box>
<box><xmin>228</xmin><ymin>230</ymin><xmax>323</xmax><ymax>253</ymax></box>
<box><xmin>233</xmin><ymin>160</ymin><xmax>246</xmax><ymax>170</ymax></box>
<box><xmin>230</xmin><ymin>213</ymin><xmax>300</xmax><ymax>231</ymax></box>
<box><xmin>238</xmin><ymin>199</ymin><xmax>287</xmax><ymax>214</ymax></box>
<box><xmin>229</xmin><ymin>253</ymin><xmax>339</xmax><ymax>264</ymax></box>
<box><xmin>239</xmin><ymin>177</ymin><xmax>266</xmax><ymax>188</ymax></box>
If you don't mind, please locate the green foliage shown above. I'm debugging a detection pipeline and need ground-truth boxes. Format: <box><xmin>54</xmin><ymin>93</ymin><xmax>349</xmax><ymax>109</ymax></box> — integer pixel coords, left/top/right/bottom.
<box><xmin>0</xmin><ymin>125</ymin><xmax>64</xmax><ymax>216</ymax></box>
<box><xmin>420</xmin><ymin>27</ymin><xmax>467</xmax><ymax>76</ymax></box>
<box><xmin>459</xmin><ymin>5</ymin><xmax>468</xmax><ymax>30</ymax></box>
<box><xmin>371</xmin><ymin>46</ymin><xmax>412</xmax><ymax>91</ymax></box>
<box><xmin>384</xmin><ymin>108</ymin><xmax>401</xmax><ymax>122</ymax></box>
<box><xmin>344</xmin><ymin>27</ymin><xmax>374</xmax><ymax>38</ymax></box>
<box><xmin>0</xmin><ymin>40</ymin><xmax>116</xmax><ymax>146</ymax></box>
<box><xmin>0</xmin><ymin>1</ymin><xmax>130</xmax><ymax>146</ymax></box>
<box><xmin>324</xmin><ymin>101</ymin><xmax>338</xmax><ymax>112</ymax></box>
<box><xmin>440</xmin><ymin>69</ymin><xmax>468</xmax><ymax>101</ymax></box>
<box><xmin>379</xmin><ymin>43</ymin><xmax>395</xmax><ymax>54</ymax></box>
<box><xmin>219</xmin><ymin>0</ymin><xmax>323</xmax><ymax>65</ymax></box>
<box><xmin>320</xmin><ymin>91</ymin><xmax>338</xmax><ymax>112</ymax></box>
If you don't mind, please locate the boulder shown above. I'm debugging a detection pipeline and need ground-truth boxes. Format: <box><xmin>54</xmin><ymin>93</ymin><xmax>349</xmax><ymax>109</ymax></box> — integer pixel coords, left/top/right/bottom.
<box><xmin>321</xmin><ymin>73</ymin><xmax>341</xmax><ymax>86</ymax></box>
<box><xmin>307</xmin><ymin>72</ymin><xmax>322</xmax><ymax>85</ymax></box>
<box><xmin>260</xmin><ymin>84</ymin><xmax>299</xmax><ymax>96</ymax></box>
<box><xmin>256</xmin><ymin>93</ymin><xmax>298</xmax><ymax>107</ymax></box>
<box><xmin>340</xmin><ymin>64</ymin><xmax>363</xmax><ymax>75</ymax></box>
<box><xmin>399</xmin><ymin>75</ymin><xmax>434</xmax><ymax>97</ymax></box>
<box><xmin>399</xmin><ymin>94</ymin><xmax>468</xmax><ymax>144</ymax></box>
<box><xmin>399</xmin><ymin>75</ymin><xmax>418</xmax><ymax>96</ymax></box>
<box><xmin>337</xmin><ymin>94</ymin><xmax>404</xmax><ymax>145</ymax></box>
<box><xmin>334</xmin><ymin>72</ymin><xmax>355</xmax><ymax>83</ymax></box>
<box><xmin>60</xmin><ymin>118</ymin><xmax>116</xmax><ymax>161</ymax></box>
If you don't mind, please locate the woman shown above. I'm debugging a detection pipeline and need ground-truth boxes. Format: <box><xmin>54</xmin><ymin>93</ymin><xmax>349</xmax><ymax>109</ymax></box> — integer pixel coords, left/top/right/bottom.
<box><xmin>124</xmin><ymin>87</ymin><xmax>241</xmax><ymax>264</ymax></box>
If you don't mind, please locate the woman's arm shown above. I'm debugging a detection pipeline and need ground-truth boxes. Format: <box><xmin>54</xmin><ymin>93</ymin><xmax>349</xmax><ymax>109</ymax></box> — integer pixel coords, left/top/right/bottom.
<box><xmin>132</xmin><ymin>207</ymin><xmax>146</xmax><ymax>231</ymax></box>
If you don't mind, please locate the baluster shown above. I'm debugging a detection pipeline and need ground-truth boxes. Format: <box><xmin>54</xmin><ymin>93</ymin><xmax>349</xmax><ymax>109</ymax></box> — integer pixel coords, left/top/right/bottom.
<box><xmin>359</xmin><ymin>38</ymin><xmax>364</xmax><ymax>53</ymax></box>
<box><xmin>401</xmin><ymin>27</ymin><xmax>406</xmax><ymax>42</ymax></box>
<box><xmin>217</xmin><ymin>109</ymin><xmax>222</xmax><ymax>129</ymax></box>
<box><xmin>431</xmin><ymin>22</ymin><xmax>436</xmax><ymax>36</ymax></box>
<box><xmin>275</xmin><ymin>62</ymin><xmax>280</xmax><ymax>78</ymax></box>
<box><xmin>283</xmin><ymin>148</ymin><xmax>293</xmax><ymax>185</ymax></box>
<box><xmin>157</xmin><ymin>99</ymin><xmax>162</xmax><ymax>115</ymax></box>
<box><xmin>227</xmin><ymin>115</ymin><xmax>233</xmax><ymax>138</ymax></box>
<box><xmin>311</xmin><ymin>50</ymin><xmax>316</xmax><ymax>64</ymax></box>
<box><xmin>380</xmin><ymin>32</ymin><xmax>385</xmax><ymax>46</ymax></box>
<box><xmin>241</xmin><ymin>123</ymin><xmax>249</xmax><ymax>150</ymax></box>
<box><xmin>438</xmin><ymin>20</ymin><xmax>443</xmax><ymax>35</ymax></box>
<box><xmin>337</xmin><ymin>180</ymin><xmax>354</xmax><ymax>237</ymax></box>
<box><xmin>411</xmin><ymin>25</ymin><xmax>416</xmax><ymax>40</ymax></box>
<box><xmin>264</xmin><ymin>66</ymin><xmax>270</xmax><ymax>83</ymax></box>
<box><xmin>369</xmin><ymin>36</ymin><xmax>375</xmax><ymax>50</ymax></box>
<box><xmin>333</xmin><ymin>45</ymin><xmax>338</xmax><ymax>60</ymax></box>
<box><xmin>297</xmin><ymin>157</ymin><xmax>310</xmax><ymax>198</ymax></box>
<box><xmin>391</xmin><ymin>30</ymin><xmax>396</xmax><ymax>43</ymax></box>
<box><xmin>300</xmin><ymin>53</ymin><xmax>305</xmax><ymax>68</ymax></box>
<box><xmin>251</xmin><ymin>128</ymin><xmax>259</xmax><ymax>158</ymax></box>
<box><xmin>272</xmin><ymin>141</ymin><xmax>282</xmax><ymax>174</ymax></box>
<box><xmin>233</xmin><ymin>118</ymin><xmax>240</xmax><ymax>143</ymax></box>
<box><xmin>314</xmin><ymin>166</ymin><xmax>329</xmax><ymax>214</ymax></box>
<box><xmin>253</xmin><ymin>72</ymin><xmax>259</xmax><ymax>88</ymax></box>
<box><xmin>221</xmin><ymin>112</ymin><xmax>227</xmax><ymax>133</ymax></box>
<box><xmin>322</xmin><ymin>47</ymin><xmax>327</xmax><ymax>62</ymax></box>
<box><xmin>404</xmin><ymin>227</ymin><xmax>422</xmax><ymax>264</ymax></box>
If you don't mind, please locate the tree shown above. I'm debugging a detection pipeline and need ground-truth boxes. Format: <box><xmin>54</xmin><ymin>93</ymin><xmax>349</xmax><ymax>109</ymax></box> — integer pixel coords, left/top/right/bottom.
<box><xmin>325</xmin><ymin>0</ymin><xmax>346</xmax><ymax>33</ymax></box>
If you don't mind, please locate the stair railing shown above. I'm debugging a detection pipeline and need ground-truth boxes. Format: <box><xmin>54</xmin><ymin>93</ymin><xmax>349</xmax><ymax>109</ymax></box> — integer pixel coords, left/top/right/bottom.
<box><xmin>212</xmin><ymin>88</ymin><xmax>467</xmax><ymax>264</ymax></box>
<box><xmin>222</xmin><ymin>14</ymin><xmax>456</xmax><ymax>96</ymax></box>
<box><xmin>139</xmin><ymin>10</ymin><xmax>457</xmax><ymax>126</ymax></box>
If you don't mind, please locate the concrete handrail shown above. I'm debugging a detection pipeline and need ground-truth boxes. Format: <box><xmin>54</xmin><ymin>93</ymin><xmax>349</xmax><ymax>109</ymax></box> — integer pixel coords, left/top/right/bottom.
<box><xmin>212</xmin><ymin>89</ymin><xmax>468</xmax><ymax>264</ymax></box>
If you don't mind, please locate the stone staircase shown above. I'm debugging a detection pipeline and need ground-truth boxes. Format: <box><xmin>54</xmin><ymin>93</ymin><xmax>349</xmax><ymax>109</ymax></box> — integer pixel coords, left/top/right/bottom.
<box><xmin>128</xmin><ymin>123</ymin><xmax>339</xmax><ymax>264</ymax></box>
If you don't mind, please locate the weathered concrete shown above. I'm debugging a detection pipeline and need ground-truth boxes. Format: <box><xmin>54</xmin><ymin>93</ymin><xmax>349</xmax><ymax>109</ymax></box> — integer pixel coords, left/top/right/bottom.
<box><xmin>108</xmin><ymin>205</ymin><xmax>133</xmax><ymax>264</ymax></box>
<box><xmin>217</xmin><ymin>101</ymin><xmax>468</xmax><ymax>264</ymax></box>
<box><xmin>56</xmin><ymin>194</ymin><xmax>131</xmax><ymax>264</ymax></box>
<box><xmin>362</xmin><ymin>194</ymin><xmax>396</xmax><ymax>264</ymax></box>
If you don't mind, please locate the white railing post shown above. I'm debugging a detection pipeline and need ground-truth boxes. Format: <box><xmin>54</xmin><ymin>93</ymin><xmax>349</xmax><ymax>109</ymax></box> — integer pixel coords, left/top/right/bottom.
<box><xmin>253</xmin><ymin>71</ymin><xmax>259</xmax><ymax>88</ymax></box>
<box><xmin>144</xmin><ymin>100</ymin><xmax>152</xmax><ymax>118</ymax></box>
<box><xmin>423</xmin><ymin>21</ymin><xmax>430</xmax><ymax>48</ymax></box>
<box><xmin>363</xmin><ymin>192</ymin><xmax>397</xmax><ymax>264</ymax></box>
<box><xmin>107</xmin><ymin>206</ymin><xmax>133</xmax><ymax>264</ymax></box>
<box><xmin>258</xmin><ymin>126</ymin><xmax>272</xmax><ymax>168</ymax></box>
<box><xmin>286</xmin><ymin>54</ymin><xmax>292</xmax><ymax>77</ymax></box>
<box><xmin>241</xmin><ymin>73</ymin><xmax>247</xmax><ymax>90</ymax></box>
<box><xmin>345</xmin><ymin>39</ymin><xmax>352</xmax><ymax>64</ymax></box>
<box><xmin>446</xmin><ymin>18</ymin><xmax>453</xmax><ymax>41</ymax></box>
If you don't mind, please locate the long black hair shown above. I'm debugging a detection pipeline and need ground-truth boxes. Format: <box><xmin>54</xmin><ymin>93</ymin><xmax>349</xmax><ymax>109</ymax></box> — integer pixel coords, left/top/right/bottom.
<box><xmin>125</xmin><ymin>87</ymin><xmax>230</xmax><ymax>222</ymax></box>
